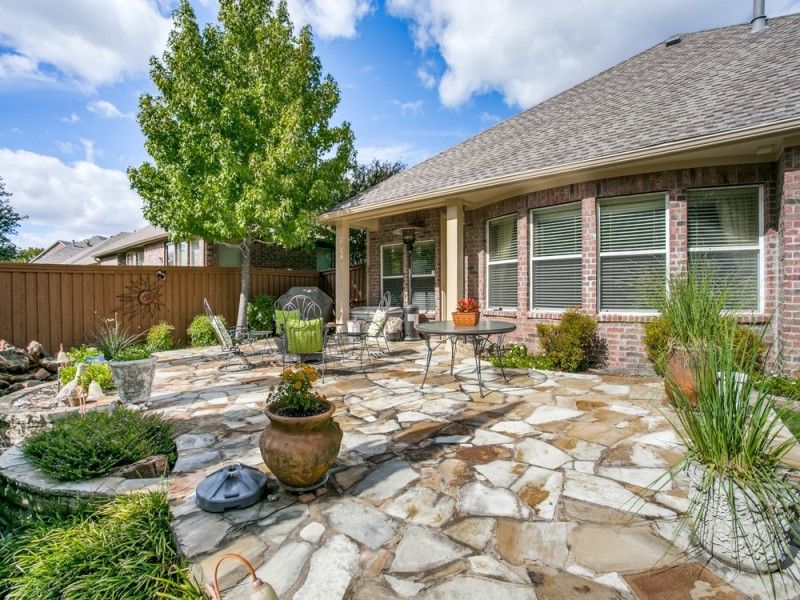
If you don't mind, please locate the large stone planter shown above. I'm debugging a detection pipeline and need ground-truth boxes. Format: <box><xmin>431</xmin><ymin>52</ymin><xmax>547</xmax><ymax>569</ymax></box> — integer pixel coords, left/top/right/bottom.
<box><xmin>687</xmin><ymin>463</ymin><xmax>797</xmax><ymax>574</ymax></box>
<box><xmin>108</xmin><ymin>356</ymin><xmax>157</xmax><ymax>404</ymax></box>
<box><xmin>259</xmin><ymin>400</ymin><xmax>342</xmax><ymax>490</ymax></box>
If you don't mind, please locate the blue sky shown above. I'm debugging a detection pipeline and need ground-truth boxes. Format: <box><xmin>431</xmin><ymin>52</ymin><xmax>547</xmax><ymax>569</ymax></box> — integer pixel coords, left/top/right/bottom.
<box><xmin>1</xmin><ymin>0</ymin><xmax>799</xmax><ymax>250</ymax></box>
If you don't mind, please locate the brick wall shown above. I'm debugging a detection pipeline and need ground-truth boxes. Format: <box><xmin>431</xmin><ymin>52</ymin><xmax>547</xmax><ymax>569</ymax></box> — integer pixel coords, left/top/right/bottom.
<box><xmin>369</xmin><ymin>161</ymin><xmax>784</xmax><ymax>374</ymax></box>
<box><xmin>143</xmin><ymin>242</ymin><xmax>165</xmax><ymax>265</ymax></box>
<box><xmin>250</xmin><ymin>243</ymin><xmax>317</xmax><ymax>270</ymax></box>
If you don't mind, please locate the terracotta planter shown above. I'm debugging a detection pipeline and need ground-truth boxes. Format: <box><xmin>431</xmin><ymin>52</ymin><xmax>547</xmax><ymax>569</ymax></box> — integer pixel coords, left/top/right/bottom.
<box><xmin>452</xmin><ymin>311</ymin><xmax>480</xmax><ymax>326</ymax></box>
<box><xmin>259</xmin><ymin>400</ymin><xmax>342</xmax><ymax>489</ymax></box>
<box><xmin>686</xmin><ymin>463</ymin><xmax>796</xmax><ymax>574</ymax></box>
<box><xmin>664</xmin><ymin>345</ymin><xmax>696</xmax><ymax>406</ymax></box>
<box><xmin>109</xmin><ymin>356</ymin><xmax>157</xmax><ymax>404</ymax></box>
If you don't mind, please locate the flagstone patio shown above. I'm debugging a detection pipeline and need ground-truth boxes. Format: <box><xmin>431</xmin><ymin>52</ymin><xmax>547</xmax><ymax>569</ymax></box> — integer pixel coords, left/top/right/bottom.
<box><xmin>158</xmin><ymin>341</ymin><xmax>800</xmax><ymax>599</ymax></box>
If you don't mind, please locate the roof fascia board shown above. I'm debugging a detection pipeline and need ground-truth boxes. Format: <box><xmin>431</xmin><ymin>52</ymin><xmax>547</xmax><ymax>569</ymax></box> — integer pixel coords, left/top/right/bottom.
<box><xmin>319</xmin><ymin>117</ymin><xmax>800</xmax><ymax>225</ymax></box>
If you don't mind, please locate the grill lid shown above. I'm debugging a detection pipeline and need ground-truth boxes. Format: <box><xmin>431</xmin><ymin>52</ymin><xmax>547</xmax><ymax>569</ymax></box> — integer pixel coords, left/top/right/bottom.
<box><xmin>195</xmin><ymin>463</ymin><xmax>269</xmax><ymax>513</ymax></box>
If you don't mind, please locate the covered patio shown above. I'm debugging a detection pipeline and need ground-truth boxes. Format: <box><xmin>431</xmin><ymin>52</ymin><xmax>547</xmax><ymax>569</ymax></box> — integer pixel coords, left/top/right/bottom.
<box><xmin>157</xmin><ymin>341</ymin><xmax>800</xmax><ymax>599</ymax></box>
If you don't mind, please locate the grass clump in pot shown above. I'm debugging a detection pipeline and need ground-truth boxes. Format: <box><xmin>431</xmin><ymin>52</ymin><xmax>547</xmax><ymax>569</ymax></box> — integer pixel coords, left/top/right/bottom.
<box><xmin>22</xmin><ymin>406</ymin><xmax>176</xmax><ymax>481</ymax></box>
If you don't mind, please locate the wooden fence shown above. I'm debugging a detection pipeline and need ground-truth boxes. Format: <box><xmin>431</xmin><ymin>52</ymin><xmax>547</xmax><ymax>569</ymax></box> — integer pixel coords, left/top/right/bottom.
<box><xmin>0</xmin><ymin>264</ymin><xmax>324</xmax><ymax>352</ymax></box>
<box><xmin>320</xmin><ymin>264</ymin><xmax>367</xmax><ymax>308</ymax></box>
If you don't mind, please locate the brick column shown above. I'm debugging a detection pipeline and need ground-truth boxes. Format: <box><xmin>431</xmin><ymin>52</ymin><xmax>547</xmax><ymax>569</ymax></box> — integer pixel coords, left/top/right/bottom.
<box><xmin>669</xmin><ymin>190</ymin><xmax>688</xmax><ymax>274</ymax></box>
<box><xmin>779</xmin><ymin>146</ymin><xmax>800</xmax><ymax>373</ymax></box>
<box><xmin>581</xmin><ymin>197</ymin><xmax>597</xmax><ymax>314</ymax></box>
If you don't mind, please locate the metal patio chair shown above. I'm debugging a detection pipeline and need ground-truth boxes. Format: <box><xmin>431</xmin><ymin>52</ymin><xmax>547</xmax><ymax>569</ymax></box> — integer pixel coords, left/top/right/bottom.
<box><xmin>280</xmin><ymin>295</ymin><xmax>331</xmax><ymax>379</ymax></box>
<box><xmin>203</xmin><ymin>298</ymin><xmax>255</xmax><ymax>371</ymax></box>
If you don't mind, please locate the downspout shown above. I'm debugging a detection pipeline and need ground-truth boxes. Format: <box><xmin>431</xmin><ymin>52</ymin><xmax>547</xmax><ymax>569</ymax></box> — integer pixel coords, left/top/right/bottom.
<box><xmin>751</xmin><ymin>0</ymin><xmax>767</xmax><ymax>33</ymax></box>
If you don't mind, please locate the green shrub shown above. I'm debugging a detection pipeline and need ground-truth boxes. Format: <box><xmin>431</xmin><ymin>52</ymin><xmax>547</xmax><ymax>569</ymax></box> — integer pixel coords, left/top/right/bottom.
<box><xmin>113</xmin><ymin>344</ymin><xmax>152</xmax><ymax>362</ymax></box>
<box><xmin>643</xmin><ymin>317</ymin><xmax>670</xmax><ymax>375</ymax></box>
<box><xmin>755</xmin><ymin>374</ymin><xmax>800</xmax><ymax>401</ymax></box>
<box><xmin>536</xmin><ymin>309</ymin><xmax>599</xmax><ymax>372</ymax></box>
<box><xmin>643</xmin><ymin>316</ymin><xmax>765</xmax><ymax>376</ymax></box>
<box><xmin>3</xmin><ymin>491</ymin><xmax>205</xmax><ymax>600</ymax></box>
<box><xmin>22</xmin><ymin>406</ymin><xmax>176</xmax><ymax>482</ymax></box>
<box><xmin>187</xmin><ymin>314</ymin><xmax>225</xmax><ymax>347</ymax></box>
<box><xmin>247</xmin><ymin>294</ymin><xmax>276</xmax><ymax>332</ymax></box>
<box><xmin>65</xmin><ymin>344</ymin><xmax>102</xmax><ymax>364</ymax></box>
<box><xmin>146</xmin><ymin>321</ymin><xmax>174</xmax><ymax>352</ymax></box>
<box><xmin>58</xmin><ymin>362</ymin><xmax>115</xmax><ymax>392</ymax></box>
<box><xmin>489</xmin><ymin>343</ymin><xmax>554</xmax><ymax>370</ymax></box>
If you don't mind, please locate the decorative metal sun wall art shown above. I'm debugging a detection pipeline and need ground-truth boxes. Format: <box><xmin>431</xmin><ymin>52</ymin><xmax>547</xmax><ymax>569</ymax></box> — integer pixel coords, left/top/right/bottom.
<box><xmin>117</xmin><ymin>275</ymin><xmax>165</xmax><ymax>320</ymax></box>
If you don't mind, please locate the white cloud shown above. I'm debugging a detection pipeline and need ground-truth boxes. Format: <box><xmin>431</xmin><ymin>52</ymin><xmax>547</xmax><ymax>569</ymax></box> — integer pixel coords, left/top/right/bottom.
<box><xmin>79</xmin><ymin>139</ymin><xmax>99</xmax><ymax>163</ymax></box>
<box><xmin>55</xmin><ymin>141</ymin><xmax>77</xmax><ymax>155</ymax></box>
<box><xmin>387</xmin><ymin>0</ymin><xmax>800</xmax><ymax>108</ymax></box>
<box><xmin>0</xmin><ymin>148</ymin><xmax>147</xmax><ymax>249</ymax></box>
<box><xmin>61</xmin><ymin>113</ymin><xmax>80</xmax><ymax>124</ymax></box>
<box><xmin>357</xmin><ymin>142</ymin><xmax>431</xmax><ymax>166</ymax></box>
<box><xmin>0</xmin><ymin>0</ymin><xmax>172</xmax><ymax>88</ymax></box>
<box><xmin>87</xmin><ymin>100</ymin><xmax>129</xmax><ymax>119</ymax></box>
<box><xmin>416</xmin><ymin>65</ymin><xmax>436</xmax><ymax>88</ymax></box>
<box><xmin>479</xmin><ymin>112</ymin><xmax>500</xmax><ymax>124</ymax></box>
<box><xmin>391</xmin><ymin>99</ymin><xmax>424</xmax><ymax>117</ymax></box>
<box><xmin>286</xmin><ymin>0</ymin><xmax>372</xmax><ymax>39</ymax></box>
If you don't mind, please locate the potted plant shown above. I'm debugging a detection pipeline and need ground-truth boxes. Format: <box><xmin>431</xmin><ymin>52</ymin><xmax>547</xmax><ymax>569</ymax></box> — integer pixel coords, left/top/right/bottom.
<box><xmin>259</xmin><ymin>364</ymin><xmax>342</xmax><ymax>490</ymax></box>
<box><xmin>453</xmin><ymin>297</ymin><xmax>480</xmax><ymax>326</ymax></box>
<box><xmin>95</xmin><ymin>315</ymin><xmax>157</xmax><ymax>404</ymax></box>
<box><xmin>663</xmin><ymin>325</ymin><xmax>799</xmax><ymax>579</ymax></box>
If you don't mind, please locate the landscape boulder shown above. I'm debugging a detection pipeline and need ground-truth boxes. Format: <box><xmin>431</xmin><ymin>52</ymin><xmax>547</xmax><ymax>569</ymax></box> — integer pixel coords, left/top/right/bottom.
<box><xmin>0</xmin><ymin>346</ymin><xmax>31</xmax><ymax>374</ymax></box>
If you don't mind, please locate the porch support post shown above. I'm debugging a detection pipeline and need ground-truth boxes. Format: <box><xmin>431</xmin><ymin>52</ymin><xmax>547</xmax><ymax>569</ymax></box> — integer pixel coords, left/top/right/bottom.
<box><xmin>444</xmin><ymin>203</ymin><xmax>464</xmax><ymax>316</ymax></box>
<box><xmin>335</xmin><ymin>221</ymin><xmax>350</xmax><ymax>324</ymax></box>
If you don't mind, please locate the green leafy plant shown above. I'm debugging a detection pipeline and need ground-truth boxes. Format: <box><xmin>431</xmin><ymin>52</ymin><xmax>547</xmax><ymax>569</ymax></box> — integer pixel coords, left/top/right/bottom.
<box><xmin>187</xmin><ymin>314</ymin><xmax>225</xmax><ymax>347</ymax></box>
<box><xmin>489</xmin><ymin>343</ymin><xmax>554</xmax><ymax>370</ymax></box>
<box><xmin>247</xmin><ymin>294</ymin><xmax>276</xmax><ymax>332</ymax></box>
<box><xmin>93</xmin><ymin>314</ymin><xmax>143</xmax><ymax>360</ymax></box>
<box><xmin>2</xmin><ymin>491</ymin><xmax>206</xmax><ymax>599</ymax></box>
<box><xmin>58</xmin><ymin>362</ymin><xmax>115</xmax><ymax>392</ymax></box>
<box><xmin>267</xmin><ymin>364</ymin><xmax>327</xmax><ymax>417</ymax></box>
<box><xmin>146</xmin><ymin>321</ymin><xmax>175</xmax><ymax>352</ymax></box>
<box><xmin>536</xmin><ymin>309</ymin><xmax>600</xmax><ymax>372</ymax></box>
<box><xmin>21</xmin><ymin>406</ymin><xmax>176</xmax><ymax>482</ymax></box>
<box><xmin>114</xmin><ymin>344</ymin><xmax>152</xmax><ymax>362</ymax></box>
<box><xmin>755</xmin><ymin>374</ymin><xmax>800</xmax><ymax>402</ymax></box>
<box><xmin>663</xmin><ymin>324</ymin><xmax>799</xmax><ymax>582</ymax></box>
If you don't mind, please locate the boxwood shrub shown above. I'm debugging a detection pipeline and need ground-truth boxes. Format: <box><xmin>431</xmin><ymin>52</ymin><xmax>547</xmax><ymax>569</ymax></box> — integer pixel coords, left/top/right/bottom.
<box><xmin>187</xmin><ymin>314</ymin><xmax>225</xmax><ymax>347</ymax></box>
<box><xmin>21</xmin><ymin>407</ymin><xmax>176</xmax><ymax>482</ymax></box>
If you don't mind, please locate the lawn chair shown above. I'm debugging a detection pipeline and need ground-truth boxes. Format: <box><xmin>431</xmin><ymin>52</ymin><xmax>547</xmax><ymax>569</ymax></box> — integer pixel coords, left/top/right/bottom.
<box><xmin>203</xmin><ymin>299</ymin><xmax>255</xmax><ymax>371</ymax></box>
<box><xmin>280</xmin><ymin>295</ymin><xmax>331</xmax><ymax>379</ymax></box>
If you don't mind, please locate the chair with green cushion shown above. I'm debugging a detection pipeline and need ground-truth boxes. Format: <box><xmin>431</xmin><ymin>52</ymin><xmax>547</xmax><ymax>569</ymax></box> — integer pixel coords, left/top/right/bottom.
<box><xmin>280</xmin><ymin>295</ymin><xmax>330</xmax><ymax>379</ymax></box>
<box><xmin>352</xmin><ymin>291</ymin><xmax>393</xmax><ymax>364</ymax></box>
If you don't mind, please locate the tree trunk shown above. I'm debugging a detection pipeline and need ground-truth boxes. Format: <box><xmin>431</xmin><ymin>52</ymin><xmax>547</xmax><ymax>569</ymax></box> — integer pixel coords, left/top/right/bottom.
<box><xmin>236</xmin><ymin>235</ymin><xmax>252</xmax><ymax>336</ymax></box>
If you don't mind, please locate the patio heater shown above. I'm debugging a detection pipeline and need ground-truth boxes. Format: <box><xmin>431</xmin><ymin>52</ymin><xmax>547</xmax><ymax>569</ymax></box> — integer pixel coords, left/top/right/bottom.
<box><xmin>393</xmin><ymin>226</ymin><xmax>424</xmax><ymax>341</ymax></box>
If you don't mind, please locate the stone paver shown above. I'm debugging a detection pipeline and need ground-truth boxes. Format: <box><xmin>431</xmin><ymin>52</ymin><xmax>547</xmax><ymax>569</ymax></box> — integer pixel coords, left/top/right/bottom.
<box><xmin>7</xmin><ymin>340</ymin><xmax>800</xmax><ymax>599</ymax></box>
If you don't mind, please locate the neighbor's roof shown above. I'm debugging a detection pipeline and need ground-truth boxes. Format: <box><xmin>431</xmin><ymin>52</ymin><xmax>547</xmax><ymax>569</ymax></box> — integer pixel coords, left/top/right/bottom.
<box><xmin>324</xmin><ymin>14</ymin><xmax>800</xmax><ymax>220</ymax></box>
<box><xmin>92</xmin><ymin>225</ymin><xmax>168</xmax><ymax>258</ymax></box>
<box><xmin>31</xmin><ymin>236</ymin><xmax>109</xmax><ymax>264</ymax></box>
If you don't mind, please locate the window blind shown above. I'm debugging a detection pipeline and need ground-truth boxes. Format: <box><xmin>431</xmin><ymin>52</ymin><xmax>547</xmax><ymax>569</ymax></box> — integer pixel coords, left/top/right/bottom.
<box><xmin>531</xmin><ymin>205</ymin><xmax>582</xmax><ymax>309</ymax></box>
<box><xmin>599</xmin><ymin>194</ymin><xmax>666</xmax><ymax>311</ymax></box>
<box><xmin>487</xmin><ymin>215</ymin><xmax>518</xmax><ymax>309</ymax></box>
<box><xmin>411</xmin><ymin>241</ymin><xmax>435</xmax><ymax>311</ymax></box>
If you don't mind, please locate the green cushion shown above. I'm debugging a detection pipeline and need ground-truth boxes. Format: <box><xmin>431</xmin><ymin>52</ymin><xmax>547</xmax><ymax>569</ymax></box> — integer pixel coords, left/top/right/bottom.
<box><xmin>368</xmin><ymin>309</ymin><xmax>387</xmax><ymax>337</ymax></box>
<box><xmin>286</xmin><ymin>318</ymin><xmax>323</xmax><ymax>354</ymax></box>
<box><xmin>275</xmin><ymin>309</ymin><xmax>300</xmax><ymax>335</ymax></box>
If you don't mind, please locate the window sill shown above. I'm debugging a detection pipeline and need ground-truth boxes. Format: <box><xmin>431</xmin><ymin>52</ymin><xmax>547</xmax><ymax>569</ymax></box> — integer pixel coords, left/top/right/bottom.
<box><xmin>482</xmin><ymin>310</ymin><xmax>517</xmax><ymax>318</ymax></box>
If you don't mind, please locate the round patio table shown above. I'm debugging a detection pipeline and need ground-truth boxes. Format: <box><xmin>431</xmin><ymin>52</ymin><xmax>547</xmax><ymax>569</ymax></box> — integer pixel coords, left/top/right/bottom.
<box><xmin>416</xmin><ymin>319</ymin><xmax>516</xmax><ymax>397</ymax></box>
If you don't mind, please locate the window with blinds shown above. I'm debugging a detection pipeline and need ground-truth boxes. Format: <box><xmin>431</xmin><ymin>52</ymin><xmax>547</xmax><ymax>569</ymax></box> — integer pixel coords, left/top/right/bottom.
<box><xmin>530</xmin><ymin>204</ymin><xmax>582</xmax><ymax>310</ymax></box>
<box><xmin>381</xmin><ymin>244</ymin><xmax>404</xmax><ymax>307</ymax></box>
<box><xmin>486</xmin><ymin>215</ymin><xmax>518</xmax><ymax>310</ymax></box>
<box><xmin>598</xmin><ymin>194</ymin><xmax>667</xmax><ymax>311</ymax></box>
<box><xmin>381</xmin><ymin>242</ymin><xmax>436</xmax><ymax>310</ymax></box>
<box><xmin>190</xmin><ymin>240</ymin><xmax>201</xmax><ymax>266</ymax></box>
<box><xmin>687</xmin><ymin>186</ymin><xmax>761</xmax><ymax>310</ymax></box>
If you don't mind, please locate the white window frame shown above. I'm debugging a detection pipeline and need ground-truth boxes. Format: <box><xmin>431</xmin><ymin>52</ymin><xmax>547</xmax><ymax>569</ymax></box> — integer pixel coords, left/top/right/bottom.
<box><xmin>486</xmin><ymin>214</ymin><xmax>518</xmax><ymax>311</ymax></box>
<box><xmin>529</xmin><ymin>203</ymin><xmax>582</xmax><ymax>311</ymax></box>
<box><xmin>125</xmin><ymin>250</ymin><xmax>144</xmax><ymax>266</ymax></box>
<box><xmin>598</xmin><ymin>192</ymin><xmax>669</xmax><ymax>314</ymax></box>
<box><xmin>410</xmin><ymin>240</ymin><xmax>435</xmax><ymax>311</ymax></box>
<box><xmin>165</xmin><ymin>243</ymin><xmax>175</xmax><ymax>266</ymax></box>
<box><xmin>687</xmin><ymin>185</ymin><xmax>764</xmax><ymax>313</ymax></box>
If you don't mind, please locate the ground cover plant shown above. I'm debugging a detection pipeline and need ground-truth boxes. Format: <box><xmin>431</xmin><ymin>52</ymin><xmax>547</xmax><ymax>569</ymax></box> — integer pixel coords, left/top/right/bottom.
<box><xmin>21</xmin><ymin>406</ymin><xmax>176</xmax><ymax>481</ymax></box>
<box><xmin>489</xmin><ymin>343</ymin><xmax>554</xmax><ymax>370</ymax></box>
<box><xmin>1</xmin><ymin>490</ymin><xmax>206</xmax><ymax>599</ymax></box>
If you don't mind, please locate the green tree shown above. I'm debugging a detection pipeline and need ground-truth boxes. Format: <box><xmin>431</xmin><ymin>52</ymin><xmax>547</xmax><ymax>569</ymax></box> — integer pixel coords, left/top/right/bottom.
<box><xmin>12</xmin><ymin>247</ymin><xmax>43</xmax><ymax>263</ymax></box>
<box><xmin>0</xmin><ymin>176</ymin><xmax>25</xmax><ymax>261</ymax></box>
<box><xmin>339</xmin><ymin>159</ymin><xmax>405</xmax><ymax>264</ymax></box>
<box><xmin>129</xmin><ymin>0</ymin><xmax>355</xmax><ymax>331</ymax></box>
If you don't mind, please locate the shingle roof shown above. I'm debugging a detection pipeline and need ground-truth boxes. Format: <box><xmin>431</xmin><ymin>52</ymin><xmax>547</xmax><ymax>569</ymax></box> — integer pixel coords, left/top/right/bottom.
<box><xmin>329</xmin><ymin>14</ymin><xmax>800</xmax><ymax>216</ymax></box>
<box><xmin>92</xmin><ymin>225</ymin><xmax>167</xmax><ymax>258</ymax></box>
<box><xmin>32</xmin><ymin>236</ymin><xmax>109</xmax><ymax>264</ymax></box>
